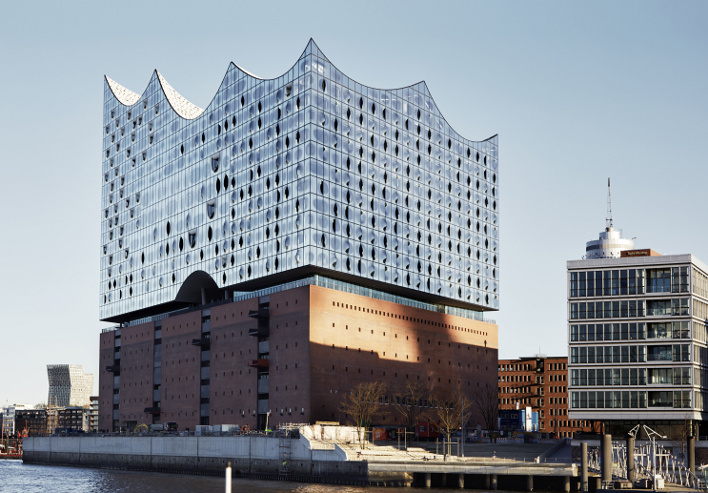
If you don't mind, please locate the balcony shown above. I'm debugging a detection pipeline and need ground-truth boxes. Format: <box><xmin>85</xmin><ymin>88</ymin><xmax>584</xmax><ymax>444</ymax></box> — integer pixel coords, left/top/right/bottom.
<box><xmin>248</xmin><ymin>358</ymin><xmax>269</xmax><ymax>369</ymax></box>
<box><xmin>191</xmin><ymin>337</ymin><xmax>210</xmax><ymax>349</ymax></box>
<box><xmin>144</xmin><ymin>407</ymin><xmax>161</xmax><ymax>415</ymax></box>
<box><xmin>106</xmin><ymin>364</ymin><xmax>121</xmax><ymax>373</ymax></box>
<box><xmin>248</xmin><ymin>307</ymin><xmax>270</xmax><ymax>320</ymax></box>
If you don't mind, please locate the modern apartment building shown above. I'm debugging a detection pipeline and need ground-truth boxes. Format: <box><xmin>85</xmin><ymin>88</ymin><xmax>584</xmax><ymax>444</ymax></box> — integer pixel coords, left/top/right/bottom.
<box><xmin>499</xmin><ymin>356</ymin><xmax>592</xmax><ymax>437</ymax></box>
<box><xmin>98</xmin><ymin>40</ymin><xmax>500</xmax><ymax>432</ymax></box>
<box><xmin>568</xmin><ymin>209</ymin><xmax>708</xmax><ymax>438</ymax></box>
<box><xmin>47</xmin><ymin>365</ymin><xmax>94</xmax><ymax>407</ymax></box>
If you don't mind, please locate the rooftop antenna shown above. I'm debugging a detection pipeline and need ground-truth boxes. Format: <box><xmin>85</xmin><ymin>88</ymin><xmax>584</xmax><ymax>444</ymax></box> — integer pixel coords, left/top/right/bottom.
<box><xmin>606</xmin><ymin>178</ymin><xmax>613</xmax><ymax>231</ymax></box>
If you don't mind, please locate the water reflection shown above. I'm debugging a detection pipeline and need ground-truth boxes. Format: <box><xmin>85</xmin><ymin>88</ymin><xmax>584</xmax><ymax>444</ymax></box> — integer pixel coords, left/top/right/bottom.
<box><xmin>1</xmin><ymin>460</ymin><xmax>506</xmax><ymax>493</ymax></box>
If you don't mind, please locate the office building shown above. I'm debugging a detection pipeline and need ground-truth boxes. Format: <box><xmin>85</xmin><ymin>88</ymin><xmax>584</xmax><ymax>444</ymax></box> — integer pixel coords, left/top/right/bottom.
<box><xmin>499</xmin><ymin>356</ymin><xmax>591</xmax><ymax>437</ymax></box>
<box><xmin>99</xmin><ymin>40</ymin><xmax>499</xmax><ymax>432</ymax></box>
<box><xmin>47</xmin><ymin>365</ymin><xmax>94</xmax><ymax>407</ymax></box>
<box><xmin>568</xmin><ymin>193</ymin><xmax>708</xmax><ymax>438</ymax></box>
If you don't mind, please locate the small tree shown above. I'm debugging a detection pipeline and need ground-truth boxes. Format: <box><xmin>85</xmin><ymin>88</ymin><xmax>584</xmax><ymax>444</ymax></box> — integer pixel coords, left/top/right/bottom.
<box><xmin>393</xmin><ymin>381</ymin><xmax>429</xmax><ymax>433</ymax></box>
<box><xmin>341</xmin><ymin>381</ymin><xmax>386</xmax><ymax>448</ymax></box>
<box><xmin>432</xmin><ymin>389</ymin><xmax>471</xmax><ymax>459</ymax></box>
<box><xmin>474</xmin><ymin>383</ymin><xmax>499</xmax><ymax>434</ymax></box>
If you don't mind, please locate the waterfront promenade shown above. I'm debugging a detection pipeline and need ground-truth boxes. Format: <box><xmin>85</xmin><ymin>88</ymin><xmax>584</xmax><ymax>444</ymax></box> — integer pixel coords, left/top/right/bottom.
<box><xmin>23</xmin><ymin>425</ymin><xmax>585</xmax><ymax>490</ymax></box>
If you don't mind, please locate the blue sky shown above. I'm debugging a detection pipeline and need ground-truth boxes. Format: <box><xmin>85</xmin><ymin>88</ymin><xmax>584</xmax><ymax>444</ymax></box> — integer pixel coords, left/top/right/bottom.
<box><xmin>1</xmin><ymin>1</ymin><xmax>706</xmax><ymax>406</ymax></box>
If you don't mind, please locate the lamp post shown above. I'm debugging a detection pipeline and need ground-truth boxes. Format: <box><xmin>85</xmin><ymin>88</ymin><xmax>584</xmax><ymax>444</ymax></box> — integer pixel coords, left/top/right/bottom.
<box><xmin>640</xmin><ymin>424</ymin><xmax>666</xmax><ymax>492</ymax></box>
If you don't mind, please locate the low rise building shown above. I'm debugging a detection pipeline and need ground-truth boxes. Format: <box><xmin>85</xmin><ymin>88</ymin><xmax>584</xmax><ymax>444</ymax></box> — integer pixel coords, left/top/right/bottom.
<box><xmin>2</xmin><ymin>405</ymin><xmax>28</xmax><ymax>437</ymax></box>
<box><xmin>58</xmin><ymin>407</ymin><xmax>90</xmax><ymax>432</ymax></box>
<box><xmin>499</xmin><ymin>355</ymin><xmax>592</xmax><ymax>438</ymax></box>
<box><xmin>15</xmin><ymin>409</ymin><xmax>48</xmax><ymax>437</ymax></box>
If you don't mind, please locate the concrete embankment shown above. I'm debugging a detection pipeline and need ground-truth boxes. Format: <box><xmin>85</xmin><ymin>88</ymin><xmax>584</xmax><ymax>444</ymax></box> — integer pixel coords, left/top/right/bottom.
<box><xmin>23</xmin><ymin>435</ymin><xmax>368</xmax><ymax>485</ymax></box>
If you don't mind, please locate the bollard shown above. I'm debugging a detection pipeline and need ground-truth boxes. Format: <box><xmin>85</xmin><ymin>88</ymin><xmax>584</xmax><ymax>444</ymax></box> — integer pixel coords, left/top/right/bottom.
<box><xmin>225</xmin><ymin>461</ymin><xmax>232</xmax><ymax>493</ymax></box>
<box><xmin>626</xmin><ymin>435</ymin><xmax>635</xmax><ymax>483</ymax></box>
<box><xmin>689</xmin><ymin>435</ymin><xmax>696</xmax><ymax>475</ymax></box>
<box><xmin>581</xmin><ymin>442</ymin><xmax>588</xmax><ymax>493</ymax></box>
<box><xmin>564</xmin><ymin>475</ymin><xmax>571</xmax><ymax>493</ymax></box>
<box><xmin>601</xmin><ymin>434</ymin><xmax>612</xmax><ymax>485</ymax></box>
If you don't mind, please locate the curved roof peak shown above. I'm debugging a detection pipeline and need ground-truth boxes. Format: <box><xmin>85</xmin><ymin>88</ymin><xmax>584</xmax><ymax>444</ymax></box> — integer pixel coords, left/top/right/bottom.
<box><xmin>105</xmin><ymin>76</ymin><xmax>141</xmax><ymax>106</ymax></box>
<box><xmin>304</xmin><ymin>38</ymin><xmax>330</xmax><ymax>62</ymax></box>
<box><xmin>155</xmin><ymin>70</ymin><xmax>204</xmax><ymax>119</ymax></box>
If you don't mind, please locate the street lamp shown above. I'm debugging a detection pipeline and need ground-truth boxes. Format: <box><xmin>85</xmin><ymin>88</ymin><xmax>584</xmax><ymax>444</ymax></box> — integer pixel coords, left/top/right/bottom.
<box><xmin>638</xmin><ymin>424</ymin><xmax>666</xmax><ymax>492</ymax></box>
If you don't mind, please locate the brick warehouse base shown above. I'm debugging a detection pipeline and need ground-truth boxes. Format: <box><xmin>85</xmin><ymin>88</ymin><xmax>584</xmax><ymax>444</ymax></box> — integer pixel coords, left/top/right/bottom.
<box><xmin>100</xmin><ymin>283</ymin><xmax>498</xmax><ymax>432</ymax></box>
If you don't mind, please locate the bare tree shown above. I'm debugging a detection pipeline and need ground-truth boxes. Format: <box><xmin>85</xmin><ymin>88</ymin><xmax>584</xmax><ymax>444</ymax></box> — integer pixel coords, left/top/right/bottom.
<box><xmin>474</xmin><ymin>383</ymin><xmax>498</xmax><ymax>433</ymax></box>
<box><xmin>393</xmin><ymin>381</ymin><xmax>429</xmax><ymax>431</ymax></box>
<box><xmin>432</xmin><ymin>388</ymin><xmax>472</xmax><ymax>459</ymax></box>
<box><xmin>341</xmin><ymin>381</ymin><xmax>386</xmax><ymax>448</ymax></box>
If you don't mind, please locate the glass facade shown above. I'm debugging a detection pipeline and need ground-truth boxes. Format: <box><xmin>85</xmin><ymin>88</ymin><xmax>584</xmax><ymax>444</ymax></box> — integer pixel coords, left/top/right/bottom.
<box><xmin>100</xmin><ymin>40</ymin><xmax>499</xmax><ymax>321</ymax></box>
<box><xmin>567</xmin><ymin>255</ymin><xmax>708</xmax><ymax>422</ymax></box>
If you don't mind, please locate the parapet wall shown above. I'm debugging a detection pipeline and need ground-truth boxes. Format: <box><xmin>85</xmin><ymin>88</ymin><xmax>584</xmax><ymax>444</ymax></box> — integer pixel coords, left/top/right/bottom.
<box><xmin>23</xmin><ymin>436</ymin><xmax>365</xmax><ymax>483</ymax></box>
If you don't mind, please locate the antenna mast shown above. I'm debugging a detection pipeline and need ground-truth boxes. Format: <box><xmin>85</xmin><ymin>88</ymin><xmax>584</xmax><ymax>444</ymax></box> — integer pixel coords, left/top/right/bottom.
<box><xmin>606</xmin><ymin>178</ymin><xmax>613</xmax><ymax>230</ymax></box>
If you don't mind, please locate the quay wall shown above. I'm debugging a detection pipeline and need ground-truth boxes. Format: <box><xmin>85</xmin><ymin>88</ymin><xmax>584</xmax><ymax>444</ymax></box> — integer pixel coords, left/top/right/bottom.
<box><xmin>23</xmin><ymin>436</ymin><xmax>367</xmax><ymax>483</ymax></box>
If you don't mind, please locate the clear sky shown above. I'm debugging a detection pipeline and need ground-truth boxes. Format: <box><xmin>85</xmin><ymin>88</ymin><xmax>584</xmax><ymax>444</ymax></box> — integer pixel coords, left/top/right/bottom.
<box><xmin>1</xmin><ymin>1</ymin><xmax>706</xmax><ymax>407</ymax></box>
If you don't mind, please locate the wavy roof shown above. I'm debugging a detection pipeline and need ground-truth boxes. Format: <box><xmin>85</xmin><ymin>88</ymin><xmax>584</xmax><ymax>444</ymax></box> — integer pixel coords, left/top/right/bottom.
<box><xmin>105</xmin><ymin>39</ymin><xmax>495</xmax><ymax>144</ymax></box>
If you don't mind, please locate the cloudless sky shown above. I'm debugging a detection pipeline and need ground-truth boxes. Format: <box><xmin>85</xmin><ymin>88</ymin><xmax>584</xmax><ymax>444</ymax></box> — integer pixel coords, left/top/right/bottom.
<box><xmin>1</xmin><ymin>1</ymin><xmax>707</xmax><ymax>407</ymax></box>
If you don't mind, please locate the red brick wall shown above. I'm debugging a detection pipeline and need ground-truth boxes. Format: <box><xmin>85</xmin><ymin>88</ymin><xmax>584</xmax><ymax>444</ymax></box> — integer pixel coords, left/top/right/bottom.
<box><xmin>98</xmin><ymin>330</ymin><xmax>115</xmax><ymax>432</ymax></box>
<box><xmin>118</xmin><ymin>322</ymin><xmax>155</xmax><ymax>426</ymax></box>
<box><xmin>160</xmin><ymin>311</ymin><xmax>201</xmax><ymax>430</ymax></box>
<box><xmin>308</xmin><ymin>285</ymin><xmax>498</xmax><ymax>427</ymax></box>
<box><xmin>268</xmin><ymin>287</ymin><xmax>312</xmax><ymax>427</ymax></box>
<box><xmin>210</xmin><ymin>298</ymin><xmax>259</xmax><ymax>429</ymax></box>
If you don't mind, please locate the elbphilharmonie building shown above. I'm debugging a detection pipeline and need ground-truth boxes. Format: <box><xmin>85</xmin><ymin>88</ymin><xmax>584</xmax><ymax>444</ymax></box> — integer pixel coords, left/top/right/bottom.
<box><xmin>99</xmin><ymin>40</ymin><xmax>499</xmax><ymax>432</ymax></box>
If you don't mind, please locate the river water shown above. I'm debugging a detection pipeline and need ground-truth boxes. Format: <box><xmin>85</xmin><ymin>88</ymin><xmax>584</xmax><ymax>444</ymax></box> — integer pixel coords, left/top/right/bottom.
<box><xmin>0</xmin><ymin>459</ymin><xmax>487</xmax><ymax>493</ymax></box>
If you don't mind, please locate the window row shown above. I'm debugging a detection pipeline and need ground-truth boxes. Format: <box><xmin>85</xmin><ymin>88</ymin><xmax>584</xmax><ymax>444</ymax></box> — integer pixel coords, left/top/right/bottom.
<box><xmin>571</xmin><ymin>367</ymin><xmax>692</xmax><ymax>387</ymax></box>
<box><xmin>570</xmin><ymin>298</ymin><xmax>689</xmax><ymax>320</ymax></box>
<box><xmin>570</xmin><ymin>322</ymin><xmax>690</xmax><ymax>342</ymax></box>
<box><xmin>570</xmin><ymin>344</ymin><xmax>691</xmax><ymax>364</ymax></box>
<box><xmin>571</xmin><ymin>390</ymin><xmax>691</xmax><ymax>409</ymax></box>
<box><xmin>570</xmin><ymin>267</ymin><xmax>689</xmax><ymax>298</ymax></box>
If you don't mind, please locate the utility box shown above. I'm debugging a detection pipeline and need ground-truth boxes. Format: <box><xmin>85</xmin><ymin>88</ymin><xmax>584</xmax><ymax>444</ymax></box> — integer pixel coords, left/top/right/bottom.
<box><xmin>194</xmin><ymin>425</ymin><xmax>212</xmax><ymax>436</ymax></box>
<box><xmin>654</xmin><ymin>476</ymin><xmax>664</xmax><ymax>489</ymax></box>
<box><xmin>212</xmin><ymin>424</ymin><xmax>240</xmax><ymax>433</ymax></box>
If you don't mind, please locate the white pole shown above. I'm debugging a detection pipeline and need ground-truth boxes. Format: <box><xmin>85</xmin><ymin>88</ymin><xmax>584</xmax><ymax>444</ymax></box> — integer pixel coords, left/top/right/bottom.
<box><xmin>225</xmin><ymin>461</ymin><xmax>232</xmax><ymax>493</ymax></box>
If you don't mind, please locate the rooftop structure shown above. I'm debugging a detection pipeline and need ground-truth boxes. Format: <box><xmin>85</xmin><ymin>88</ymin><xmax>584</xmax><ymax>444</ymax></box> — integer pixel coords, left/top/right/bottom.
<box><xmin>585</xmin><ymin>179</ymin><xmax>634</xmax><ymax>259</ymax></box>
